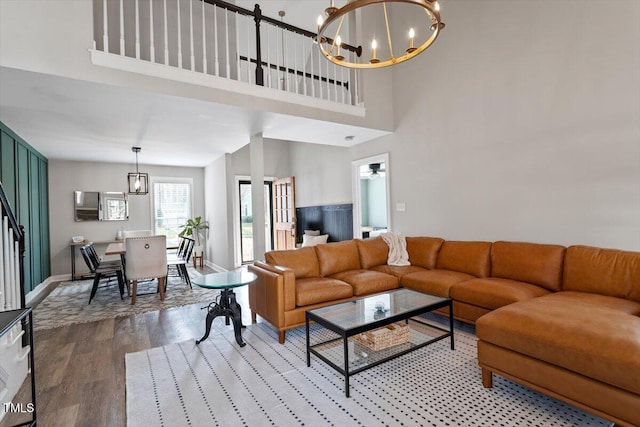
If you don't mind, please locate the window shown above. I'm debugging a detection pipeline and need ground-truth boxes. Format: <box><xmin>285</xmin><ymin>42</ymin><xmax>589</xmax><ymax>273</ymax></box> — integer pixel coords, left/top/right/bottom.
<box><xmin>152</xmin><ymin>179</ymin><xmax>192</xmax><ymax>247</ymax></box>
<box><xmin>239</xmin><ymin>180</ymin><xmax>273</xmax><ymax>263</ymax></box>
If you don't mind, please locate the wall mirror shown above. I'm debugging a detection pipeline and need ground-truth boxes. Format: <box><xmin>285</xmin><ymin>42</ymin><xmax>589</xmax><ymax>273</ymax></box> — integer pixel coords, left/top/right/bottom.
<box><xmin>74</xmin><ymin>191</ymin><xmax>129</xmax><ymax>221</ymax></box>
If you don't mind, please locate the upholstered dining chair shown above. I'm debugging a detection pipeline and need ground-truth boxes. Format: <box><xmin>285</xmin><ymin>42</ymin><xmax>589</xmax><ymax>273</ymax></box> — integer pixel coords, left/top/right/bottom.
<box><xmin>125</xmin><ymin>235</ymin><xmax>168</xmax><ymax>305</ymax></box>
<box><xmin>122</xmin><ymin>229</ymin><xmax>153</xmax><ymax>239</ymax></box>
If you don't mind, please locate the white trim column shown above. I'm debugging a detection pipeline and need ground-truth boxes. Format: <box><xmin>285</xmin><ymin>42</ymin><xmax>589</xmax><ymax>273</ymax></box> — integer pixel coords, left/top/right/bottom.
<box><xmin>250</xmin><ymin>133</ymin><xmax>266</xmax><ymax>262</ymax></box>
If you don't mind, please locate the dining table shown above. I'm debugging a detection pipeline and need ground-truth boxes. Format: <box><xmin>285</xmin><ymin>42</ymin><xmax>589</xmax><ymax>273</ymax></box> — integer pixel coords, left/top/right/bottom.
<box><xmin>105</xmin><ymin>241</ymin><xmax>125</xmax><ymax>256</ymax></box>
<box><xmin>105</xmin><ymin>240</ymin><xmax>183</xmax><ymax>296</ymax></box>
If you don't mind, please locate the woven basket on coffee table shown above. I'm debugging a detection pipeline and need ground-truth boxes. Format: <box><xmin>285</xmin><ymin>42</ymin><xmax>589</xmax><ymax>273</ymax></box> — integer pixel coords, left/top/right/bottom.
<box><xmin>352</xmin><ymin>322</ymin><xmax>410</xmax><ymax>351</ymax></box>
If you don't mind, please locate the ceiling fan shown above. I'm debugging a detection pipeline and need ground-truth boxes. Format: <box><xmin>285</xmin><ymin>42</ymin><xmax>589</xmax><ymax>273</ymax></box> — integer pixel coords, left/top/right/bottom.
<box><xmin>361</xmin><ymin>163</ymin><xmax>386</xmax><ymax>179</ymax></box>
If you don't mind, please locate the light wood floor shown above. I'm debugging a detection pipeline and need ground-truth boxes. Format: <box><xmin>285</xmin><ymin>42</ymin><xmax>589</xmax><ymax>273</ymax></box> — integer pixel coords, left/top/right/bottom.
<box><xmin>1</xmin><ymin>267</ymin><xmax>256</xmax><ymax>427</ymax></box>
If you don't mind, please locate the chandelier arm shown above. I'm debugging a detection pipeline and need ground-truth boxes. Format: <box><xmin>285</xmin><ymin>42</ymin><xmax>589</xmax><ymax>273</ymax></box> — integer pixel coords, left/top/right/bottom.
<box><xmin>382</xmin><ymin>2</ymin><xmax>395</xmax><ymax>60</ymax></box>
<box><xmin>331</xmin><ymin>14</ymin><xmax>347</xmax><ymax>55</ymax></box>
<box><xmin>424</xmin><ymin>6</ymin><xmax>435</xmax><ymax>24</ymax></box>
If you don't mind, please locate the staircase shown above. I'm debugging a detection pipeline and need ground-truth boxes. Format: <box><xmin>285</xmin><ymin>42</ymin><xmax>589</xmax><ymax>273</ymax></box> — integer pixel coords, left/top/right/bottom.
<box><xmin>0</xmin><ymin>181</ymin><xmax>29</xmax><ymax>423</ymax></box>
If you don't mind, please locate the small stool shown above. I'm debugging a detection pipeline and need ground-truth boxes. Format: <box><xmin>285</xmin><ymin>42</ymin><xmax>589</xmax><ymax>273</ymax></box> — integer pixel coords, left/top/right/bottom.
<box><xmin>193</xmin><ymin>251</ymin><xmax>204</xmax><ymax>268</ymax></box>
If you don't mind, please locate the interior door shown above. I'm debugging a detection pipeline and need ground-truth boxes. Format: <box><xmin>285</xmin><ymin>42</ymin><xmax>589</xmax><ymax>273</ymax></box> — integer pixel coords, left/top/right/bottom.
<box><xmin>273</xmin><ymin>176</ymin><xmax>296</xmax><ymax>250</ymax></box>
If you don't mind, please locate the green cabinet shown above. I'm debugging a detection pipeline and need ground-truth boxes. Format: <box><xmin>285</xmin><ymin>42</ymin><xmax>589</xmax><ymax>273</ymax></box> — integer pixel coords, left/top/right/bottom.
<box><xmin>0</xmin><ymin>121</ymin><xmax>50</xmax><ymax>293</ymax></box>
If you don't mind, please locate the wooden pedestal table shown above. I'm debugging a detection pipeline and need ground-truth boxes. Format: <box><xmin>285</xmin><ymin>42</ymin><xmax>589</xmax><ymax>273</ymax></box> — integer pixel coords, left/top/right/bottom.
<box><xmin>194</xmin><ymin>270</ymin><xmax>257</xmax><ymax>347</ymax></box>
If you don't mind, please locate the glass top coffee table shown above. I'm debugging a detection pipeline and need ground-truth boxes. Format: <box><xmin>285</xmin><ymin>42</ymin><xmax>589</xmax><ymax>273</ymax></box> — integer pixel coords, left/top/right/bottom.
<box><xmin>306</xmin><ymin>288</ymin><xmax>454</xmax><ymax>397</ymax></box>
<box><xmin>194</xmin><ymin>270</ymin><xmax>257</xmax><ymax>347</ymax></box>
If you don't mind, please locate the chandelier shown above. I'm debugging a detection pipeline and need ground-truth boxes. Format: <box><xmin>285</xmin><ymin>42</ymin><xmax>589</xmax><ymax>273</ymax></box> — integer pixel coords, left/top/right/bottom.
<box><xmin>127</xmin><ymin>147</ymin><xmax>149</xmax><ymax>195</ymax></box>
<box><xmin>317</xmin><ymin>0</ymin><xmax>444</xmax><ymax>69</ymax></box>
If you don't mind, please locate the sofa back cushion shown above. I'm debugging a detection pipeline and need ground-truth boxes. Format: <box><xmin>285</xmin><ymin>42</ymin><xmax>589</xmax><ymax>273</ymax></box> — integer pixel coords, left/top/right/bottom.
<box><xmin>491</xmin><ymin>241</ymin><xmax>566</xmax><ymax>291</ymax></box>
<box><xmin>265</xmin><ymin>247</ymin><xmax>319</xmax><ymax>279</ymax></box>
<box><xmin>563</xmin><ymin>245</ymin><xmax>640</xmax><ymax>301</ymax></box>
<box><xmin>356</xmin><ymin>237</ymin><xmax>389</xmax><ymax>269</ymax></box>
<box><xmin>436</xmin><ymin>241</ymin><xmax>491</xmax><ymax>278</ymax></box>
<box><xmin>406</xmin><ymin>237</ymin><xmax>445</xmax><ymax>269</ymax></box>
<box><xmin>316</xmin><ymin>240</ymin><xmax>361</xmax><ymax>276</ymax></box>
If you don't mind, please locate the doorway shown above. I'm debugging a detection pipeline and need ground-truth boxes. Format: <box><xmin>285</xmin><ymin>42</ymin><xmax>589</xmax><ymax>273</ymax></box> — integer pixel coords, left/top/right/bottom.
<box><xmin>238</xmin><ymin>180</ymin><xmax>273</xmax><ymax>264</ymax></box>
<box><xmin>352</xmin><ymin>153</ymin><xmax>390</xmax><ymax>239</ymax></box>
<box><xmin>272</xmin><ymin>176</ymin><xmax>297</xmax><ymax>250</ymax></box>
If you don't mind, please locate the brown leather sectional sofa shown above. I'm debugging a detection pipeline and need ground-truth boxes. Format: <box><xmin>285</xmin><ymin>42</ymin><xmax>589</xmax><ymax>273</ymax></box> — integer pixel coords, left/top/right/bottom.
<box><xmin>248</xmin><ymin>237</ymin><xmax>640</xmax><ymax>426</ymax></box>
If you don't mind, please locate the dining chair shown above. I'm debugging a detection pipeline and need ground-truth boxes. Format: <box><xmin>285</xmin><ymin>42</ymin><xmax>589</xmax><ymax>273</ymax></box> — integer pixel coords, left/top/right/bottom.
<box><xmin>122</xmin><ymin>230</ymin><xmax>153</xmax><ymax>239</ymax></box>
<box><xmin>80</xmin><ymin>243</ymin><xmax>126</xmax><ymax>304</ymax></box>
<box><xmin>126</xmin><ymin>235</ymin><xmax>168</xmax><ymax>305</ymax></box>
<box><xmin>167</xmin><ymin>236</ymin><xmax>186</xmax><ymax>256</ymax></box>
<box><xmin>86</xmin><ymin>242</ymin><xmax>122</xmax><ymax>269</ymax></box>
<box><xmin>167</xmin><ymin>236</ymin><xmax>194</xmax><ymax>289</ymax></box>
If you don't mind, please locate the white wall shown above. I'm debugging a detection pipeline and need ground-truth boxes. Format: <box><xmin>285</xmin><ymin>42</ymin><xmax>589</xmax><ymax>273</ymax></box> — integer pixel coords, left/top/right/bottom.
<box><xmin>289</xmin><ymin>141</ymin><xmax>352</xmax><ymax>207</ymax></box>
<box><xmin>49</xmin><ymin>159</ymin><xmax>204</xmax><ymax>275</ymax></box>
<box><xmin>205</xmin><ymin>138</ymin><xmax>294</xmax><ymax>269</ymax></box>
<box><xmin>205</xmin><ymin>138</ymin><xmax>353</xmax><ymax>269</ymax></box>
<box><xmin>205</xmin><ymin>154</ymin><xmax>232</xmax><ymax>270</ymax></box>
<box><xmin>352</xmin><ymin>0</ymin><xmax>640</xmax><ymax>250</ymax></box>
<box><xmin>229</xmin><ymin>139</ymin><xmax>292</xmax><ymax>178</ymax></box>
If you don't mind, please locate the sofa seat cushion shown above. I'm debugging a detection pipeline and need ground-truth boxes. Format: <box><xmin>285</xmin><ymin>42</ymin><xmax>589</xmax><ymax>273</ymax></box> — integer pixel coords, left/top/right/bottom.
<box><xmin>401</xmin><ymin>269</ymin><xmax>475</xmax><ymax>297</ymax></box>
<box><xmin>295</xmin><ymin>277</ymin><xmax>353</xmax><ymax>307</ymax></box>
<box><xmin>450</xmin><ymin>277</ymin><xmax>550</xmax><ymax>310</ymax></box>
<box><xmin>476</xmin><ymin>291</ymin><xmax>640</xmax><ymax>395</ymax></box>
<box><xmin>370</xmin><ymin>264</ymin><xmax>427</xmax><ymax>279</ymax></box>
<box><xmin>329</xmin><ymin>270</ymin><xmax>399</xmax><ymax>296</ymax></box>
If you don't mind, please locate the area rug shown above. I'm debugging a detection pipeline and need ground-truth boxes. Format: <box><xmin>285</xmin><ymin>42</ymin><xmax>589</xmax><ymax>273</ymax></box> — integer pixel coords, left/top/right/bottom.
<box><xmin>33</xmin><ymin>269</ymin><xmax>217</xmax><ymax>330</ymax></box>
<box><xmin>125</xmin><ymin>318</ymin><xmax>608</xmax><ymax>427</ymax></box>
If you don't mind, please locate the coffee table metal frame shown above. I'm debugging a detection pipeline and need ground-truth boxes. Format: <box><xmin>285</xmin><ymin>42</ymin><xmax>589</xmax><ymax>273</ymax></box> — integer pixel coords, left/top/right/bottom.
<box><xmin>305</xmin><ymin>289</ymin><xmax>454</xmax><ymax>397</ymax></box>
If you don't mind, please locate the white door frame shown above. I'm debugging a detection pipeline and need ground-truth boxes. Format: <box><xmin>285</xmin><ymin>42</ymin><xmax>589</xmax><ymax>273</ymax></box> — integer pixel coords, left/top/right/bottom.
<box><xmin>233</xmin><ymin>175</ymin><xmax>275</xmax><ymax>267</ymax></box>
<box><xmin>351</xmin><ymin>153</ymin><xmax>391</xmax><ymax>239</ymax></box>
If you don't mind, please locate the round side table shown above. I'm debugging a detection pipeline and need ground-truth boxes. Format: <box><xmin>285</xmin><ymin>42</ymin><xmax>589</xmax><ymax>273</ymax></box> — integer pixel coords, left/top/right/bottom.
<box><xmin>193</xmin><ymin>270</ymin><xmax>257</xmax><ymax>347</ymax></box>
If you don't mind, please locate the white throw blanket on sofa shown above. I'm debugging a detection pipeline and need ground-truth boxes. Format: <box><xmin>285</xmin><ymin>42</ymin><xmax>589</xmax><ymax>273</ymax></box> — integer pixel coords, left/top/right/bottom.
<box><xmin>381</xmin><ymin>232</ymin><xmax>411</xmax><ymax>266</ymax></box>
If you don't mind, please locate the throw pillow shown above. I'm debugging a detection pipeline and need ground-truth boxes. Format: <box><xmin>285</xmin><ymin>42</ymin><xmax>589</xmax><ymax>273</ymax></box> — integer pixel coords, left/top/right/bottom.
<box><xmin>304</xmin><ymin>229</ymin><xmax>321</xmax><ymax>236</ymax></box>
<box><xmin>302</xmin><ymin>234</ymin><xmax>329</xmax><ymax>247</ymax></box>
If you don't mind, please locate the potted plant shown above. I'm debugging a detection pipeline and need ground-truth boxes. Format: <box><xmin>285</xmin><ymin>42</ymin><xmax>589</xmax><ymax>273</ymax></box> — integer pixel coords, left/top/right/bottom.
<box><xmin>179</xmin><ymin>216</ymin><xmax>209</xmax><ymax>254</ymax></box>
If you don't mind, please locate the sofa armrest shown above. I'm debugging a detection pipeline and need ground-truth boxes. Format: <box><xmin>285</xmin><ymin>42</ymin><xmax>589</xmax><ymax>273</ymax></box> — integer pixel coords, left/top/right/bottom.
<box><xmin>249</xmin><ymin>262</ymin><xmax>297</xmax><ymax>326</ymax></box>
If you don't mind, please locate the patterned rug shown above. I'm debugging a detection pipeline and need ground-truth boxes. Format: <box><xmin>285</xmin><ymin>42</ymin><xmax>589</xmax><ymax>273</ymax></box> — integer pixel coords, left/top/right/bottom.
<box><xmin>125</xmin><ymin>317</ymin><xmax>608</xmax><ymax>427</ymax></box>
<box><xmin>33</xmin><ymin>269</ymin><xmax>218</xmax><ymax>330</ymax></box>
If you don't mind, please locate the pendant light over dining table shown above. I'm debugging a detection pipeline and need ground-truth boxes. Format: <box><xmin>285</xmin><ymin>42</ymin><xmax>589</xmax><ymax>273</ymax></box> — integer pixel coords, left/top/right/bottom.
<box><xmin>316</xmin><ymin>0</ymin><xmax>445</xmax><ymax>69</ymax></box>
<box><xmin>128</xmin><ymin>146</ymin><xmax>148</xmax><ymax>195</ymax></box>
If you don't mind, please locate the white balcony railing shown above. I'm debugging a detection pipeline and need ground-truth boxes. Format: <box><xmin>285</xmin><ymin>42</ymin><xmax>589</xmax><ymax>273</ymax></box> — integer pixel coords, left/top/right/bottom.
<box><xmin>93</xmin><ymin>0</ymin><xmax>362</xmax><ymax>107</ymax></box>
